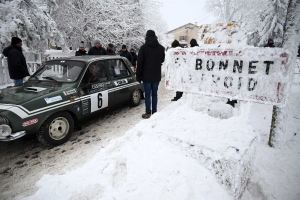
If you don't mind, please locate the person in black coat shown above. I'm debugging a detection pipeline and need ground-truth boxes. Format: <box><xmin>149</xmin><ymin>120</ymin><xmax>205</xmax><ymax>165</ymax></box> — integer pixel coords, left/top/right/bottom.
<box><xmin>88</xmin><ymin>39</ymin><xmax>107</xmax><ymax>55</ymax></box>
<box><xmin>130</xmin><ymin>48</ymin><xmax>137</xmax><ymax>70</ymax></box>
<box><xmin>136</xmin><ymin>30</ymin><xmax>165</xmax><ymax>119</ymax></box>
<box><xmin>264</xmin><ymin>38</ymin><xmax>275</xmax><ymax>48</ymax></box>
<box><xmin>2</xmin><ymin>37</ymin><xmax>30</xmax><ymax>86</ymax></box>
<box><xmin>190</xmin><ymin>38</ymin><xmax>199</xmax><ymax>47</ymax></box>
<box><xmin>75</xmin><ymin>42</ymin><xmax>87</xmax><ymax>56</ymax></box>
<box><xmin>120</xmin><ymin>45</ymin><xmax>132</xmax><ymax>63</ymax></box>
<box><xmin>106</xmin><ymin>43</ymin><xmax>116</xmax><ymax>55</ymax></box>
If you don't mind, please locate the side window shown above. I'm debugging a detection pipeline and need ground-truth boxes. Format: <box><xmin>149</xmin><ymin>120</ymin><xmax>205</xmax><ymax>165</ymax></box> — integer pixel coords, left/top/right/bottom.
<box><xmin>108</xmin><ymin>59</ymin><xmax>130</xmax><ymax>79</ymax></box>
<box><xmin>82</xmin><ymin>61</ymin><xmax>107</xmax><ymax>84</ymax></box>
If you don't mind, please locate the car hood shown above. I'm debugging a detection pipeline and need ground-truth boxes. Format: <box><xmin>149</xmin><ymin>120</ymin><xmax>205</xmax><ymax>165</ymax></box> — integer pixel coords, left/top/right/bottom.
<box><xmin>0</xmin><ymin>83</ymin><xmax>74</xmax><ymax>105</ymax></box>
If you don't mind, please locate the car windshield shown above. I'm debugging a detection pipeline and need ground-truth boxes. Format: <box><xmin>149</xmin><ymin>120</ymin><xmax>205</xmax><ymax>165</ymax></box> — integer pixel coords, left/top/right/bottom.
<box><xmin>29</xmin><ymin>60</ymin><xmax>86</xmax><ymax>83</ymax></box>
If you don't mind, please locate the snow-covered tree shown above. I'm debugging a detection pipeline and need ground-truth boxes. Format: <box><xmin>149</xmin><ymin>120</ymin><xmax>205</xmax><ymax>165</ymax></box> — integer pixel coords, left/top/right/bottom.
<box><xmin>51</xmin><ymin>0</ymin><xmax>147</xmax><ymax>51</ymax></box>
<box><xmin>139</xmin><ymin>0</ymin><xmax>168</xmax><ymax>45</ymax></box>
<box><xmin>51</xmin><ymin>0</ymin><xmax>167</xmax><ymax>51</ymax></box>
<box><xmin>205</xmin><ymin>0</ymin><xmax>245</xmax><ymax>23</ymax></box>
<box><xmin>257</xmin><ymin>0</ymin><xmax>289</xmax><ymax>45</ymax></box>
<box><xmin>0</xmin><ymin>0</ymin><xmax>64</xmax><ymax>53</ymax></box>
<box><xmin>204</xmin><ymin>0</ymin><xmax>292</xmax><ymax>46</ymax></box>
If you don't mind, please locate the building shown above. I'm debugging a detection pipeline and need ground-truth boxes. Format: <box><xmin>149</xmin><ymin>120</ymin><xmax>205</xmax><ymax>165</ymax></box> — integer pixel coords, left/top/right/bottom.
<box><xmin>166</xmin><ymin>23</ymin><xmax>199</xmax><ymax>47</ymax></box>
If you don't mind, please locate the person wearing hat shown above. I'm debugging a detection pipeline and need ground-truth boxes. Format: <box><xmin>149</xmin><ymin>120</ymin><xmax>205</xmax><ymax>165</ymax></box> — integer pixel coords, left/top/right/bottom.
<box><xmin>136</xmin><ymin>30</ymin><xmax>165</xmax><ymax>119</ymax></box>
<box><xmin>2</xmin><ymin>37</ymin><xmax>30</xmax><ymax>86</ymax></box>
<box><xmin>120</xmin><ymin>45</ymin><xmax>132</xmax><ymax>63</ymax></box>
<box><xmin>130</xmin><ymin>48</ymin><xmax>138</xmax><ymax>71</ymax></box>
<box><xmin>264</xmin><ymin>38</ymin><xmax>275</xmax><ymax>48</ymax></box>
<box><xmin>190</xmin><ymin>38</ymin><xmax>199</xmax><ymax>47</ymax></box>
<box><xmin>88</xmin><ymin>39</ymin><xmax>107</xmax><ymax>55</ymax></box>
<box><xmin>169</xmin><ymin>39</ymin><xmax>184</xmax><ymax>101</ymax></box>
<box><xmin>75</xmin><ymin>42</ymin><xmax>87</xmax><ymax>56</ymax></box>
<box><xmin>106</xmin><ymin>43</ymin><xmax>116</xmax><ymax>55</ymax></box>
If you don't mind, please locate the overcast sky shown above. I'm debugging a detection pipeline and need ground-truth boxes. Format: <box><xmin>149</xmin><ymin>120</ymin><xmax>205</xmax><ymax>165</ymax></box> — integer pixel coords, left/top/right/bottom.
<box><xmin>158</xmin><ymin>0</ymin><xmax>217</xmax><ymax>31</ymax></box>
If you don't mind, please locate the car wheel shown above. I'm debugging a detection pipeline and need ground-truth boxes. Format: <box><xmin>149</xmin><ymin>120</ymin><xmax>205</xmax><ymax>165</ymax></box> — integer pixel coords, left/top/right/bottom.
<box><xmin>37</xmin><ymin>112</ymin><xmax>74</xmax><ymax>146</ymax></box>
<box><xmin>130</xmin><ymin>89</ymin><xmax>141</xmax><ymax>106</ymax></box>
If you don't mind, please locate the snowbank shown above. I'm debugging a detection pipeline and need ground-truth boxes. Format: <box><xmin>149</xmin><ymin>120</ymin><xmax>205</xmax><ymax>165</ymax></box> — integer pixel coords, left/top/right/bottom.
<box><xmin>22</xmin><ymin>94</ymin><xmax>258</xmax><ymax>200</ymax></box>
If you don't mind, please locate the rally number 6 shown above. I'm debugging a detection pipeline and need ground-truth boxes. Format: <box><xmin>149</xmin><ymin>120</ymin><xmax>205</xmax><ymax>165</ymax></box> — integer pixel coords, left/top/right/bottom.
<box><xmin>98</xmin><ymin>93</ymin><xmax>102</xmax><ymax>108</ymax></box>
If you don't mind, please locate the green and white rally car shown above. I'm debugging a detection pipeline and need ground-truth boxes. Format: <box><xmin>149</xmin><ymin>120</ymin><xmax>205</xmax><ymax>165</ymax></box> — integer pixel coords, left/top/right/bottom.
<box><xmin>0</xmin><ymin>55</ymin><xmax>144</xmax><ymax>146</ymax></box>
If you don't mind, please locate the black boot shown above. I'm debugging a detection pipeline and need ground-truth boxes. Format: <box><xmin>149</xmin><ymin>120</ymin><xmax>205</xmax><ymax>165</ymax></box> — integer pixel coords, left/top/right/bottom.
<box><xmin>171</xmin><ymin>97</ymin><xmax>178</xmax><ymax>101</ymax></box>
<box><xmin>171</xmin><ymin>91</ymin><xmax>183</xmax><ymax>101</ymax></box>
<box><xmin>176</xmin><ymin>91</ymin><xmax>183</xmax><ymax>99</ymax></box>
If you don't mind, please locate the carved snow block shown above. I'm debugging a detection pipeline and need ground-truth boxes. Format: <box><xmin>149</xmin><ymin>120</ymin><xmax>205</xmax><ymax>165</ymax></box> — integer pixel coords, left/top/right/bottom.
<box><xmin>208</xmin><ymin>102</ymin><xmax>234</xmax><ymax>119</ymax></box>
<box><xmin>167</xmin><ymin>135</ymin><xmax>258</xmax><ymax>199</ymax></box>
<box><xmin>153</xmin><ymin>102</ymin><xmax>258</xmax><ymax>199</ymax></box>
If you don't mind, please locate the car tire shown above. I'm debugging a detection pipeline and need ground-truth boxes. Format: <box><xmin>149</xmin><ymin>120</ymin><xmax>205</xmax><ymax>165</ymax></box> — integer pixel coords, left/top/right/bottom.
<box><xmin>37</xmin><ymin>112</ymin><xmax>74</xmax><ymax>146</ymax></box>
<box><xmin>130</xmin><ymin>89</ymin><xmax>141</xmax><ymax>106</ymax></box>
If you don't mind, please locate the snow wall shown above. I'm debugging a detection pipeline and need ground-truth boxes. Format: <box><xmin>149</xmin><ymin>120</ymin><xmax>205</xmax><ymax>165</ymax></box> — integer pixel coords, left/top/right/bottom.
<box><xmin>165</xmin><ymin>47</ymin><xmax>292</xmax><ymax>106</ymax></box>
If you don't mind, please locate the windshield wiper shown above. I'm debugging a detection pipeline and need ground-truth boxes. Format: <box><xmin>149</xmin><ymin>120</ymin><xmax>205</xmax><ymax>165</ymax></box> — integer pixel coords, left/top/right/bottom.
<box><xmin>42</xmin><ymin>76</ymin><xmax>61</xmax><ymax>85</ymax></box>
<box><xmin>29</xmin><ymin>75</ymin><xmax>39</xmax><ymax>80</ymax></box>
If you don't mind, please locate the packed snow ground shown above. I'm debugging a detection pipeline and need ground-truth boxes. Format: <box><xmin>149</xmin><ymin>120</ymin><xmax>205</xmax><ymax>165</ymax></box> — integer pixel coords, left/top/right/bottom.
<box><xmin>2</xmin><ymin>74</ymin><xmax>297</xmax><ymax>200</ymax></box>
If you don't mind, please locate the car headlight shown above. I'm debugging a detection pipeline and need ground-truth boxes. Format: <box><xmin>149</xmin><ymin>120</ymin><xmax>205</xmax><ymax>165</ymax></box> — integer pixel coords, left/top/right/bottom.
<box><xmin>0</xmin><ymin>125</ymin><xmax>12</xmax><ymax>137</ymax></box>
<box><xmin>0</xmin><ymin>115</ymin><xmax>9</xmax><ymax>125</ymax></box>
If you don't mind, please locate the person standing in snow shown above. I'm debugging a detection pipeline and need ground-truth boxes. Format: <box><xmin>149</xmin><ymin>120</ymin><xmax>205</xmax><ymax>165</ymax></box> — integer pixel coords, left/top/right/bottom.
<box><xmin>120</xmin><ymin>45</ymin><xmax>132</xmax><ymax>63</ymax></box>
<box><xmin>88</xmin><ymin>39</ymin><xmax>107</xmax><ymax>55</ymax></box>
<box><xmin>136</xmin><ymin>30</ymin><xmax>165</xmax><ymax>119</ymax></box>
<box><xmin>264</xmin><ymin>38</ymin><xmax>275</xmax><ymax>48</ymax></box>
<box><xmin>130</xmin><ymin>48</ymin><xmax>138</xmax><ymax>71</ymax></box>
<box><xmin>170</xmin><ymin>39</ymin><xmax>184</xmax><ymax>101</ymax></box>
<box><xmin>2</xmin><ymin>37</ymin><xmax>30</xmax><ymax>86</ymax></box>
<box><xmin>171</xmin><ymin>38</ymin><xmax>200</xmax><ymax>101</ymax></box>
<box><xmin>106</xmin><ymin>43</ymin><xmax>116</xmax><ymax>55</ymax></box>
<box><xmin>75</xmin><ymin>42</ymin><xmax>87</xmax><ymax>56</ymax></box>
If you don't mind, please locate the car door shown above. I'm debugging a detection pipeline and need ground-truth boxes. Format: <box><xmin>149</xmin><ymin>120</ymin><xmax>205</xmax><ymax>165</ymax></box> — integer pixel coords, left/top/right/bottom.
<box><xmin>107</xmin><ymin>58</ymin><xmax>135</xmax><ymax>105</ymax></box>
<box><xmin>78</xmin><ymin>60</ymin><xmax>114</xmax><ymax>117</ymax></box>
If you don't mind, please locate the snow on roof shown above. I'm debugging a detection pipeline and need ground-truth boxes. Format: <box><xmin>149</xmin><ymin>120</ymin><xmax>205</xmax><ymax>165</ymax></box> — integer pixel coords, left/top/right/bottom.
<box><xmin>166</xmin><ymin>23</ymin><xmax>198</xmax><ymax>34</ymax></box>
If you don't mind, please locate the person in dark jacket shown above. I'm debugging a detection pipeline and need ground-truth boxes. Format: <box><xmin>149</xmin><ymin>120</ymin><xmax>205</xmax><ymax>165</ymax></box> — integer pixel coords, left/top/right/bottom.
<box><xmin>2</xmin><ymin>37</ymin><xmax>30</xmax><ymax>86</ymax></box>
<box><xmin>75</xmin><ymin>42</ymin><xmax>87</xmax><ymax>56</ymax></box>
<box><xmin>190</xmin><ymin>38</ymin><xmax>199</xmax><ymax>47</ymax></box>
<box><xmin>264</xmin><ymin>38</ymin><xmax>275</xmax><ymax>48</ymax></box>
<box><xmin>88</xmin><ymin>39</ymin><xmax>107</xmax><ymax>55</ymax></box>
<box><xmin>130</xmin><ymin>48</ymin><xmax>138</xmax><ymax>70</ymax></box>
<box><xmin>170</xmin><ymin>39</ymin><xmax>184</xmax><ymax>101</ymax></box>
<box><xmin>106</xmin><ymin>43</ymin><xmax>116</xmax><ymax>55</ymax></box>
<box><xmin>120</xmin><ymin>45</ymin><xmax>132</xmax><ymax>63</ymax></box>
<box><xmin>136</xmin><ymin>30</ymin><xmax>165</xmax><ymax>119</ymax></box>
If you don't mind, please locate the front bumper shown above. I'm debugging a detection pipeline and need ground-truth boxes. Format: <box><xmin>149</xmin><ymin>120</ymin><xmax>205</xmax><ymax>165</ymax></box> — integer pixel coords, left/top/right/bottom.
<box><xmin>0</xmin><ymin>124</ymin><xmax>26</xmax><ymax>141</ymax></box>
<box><xmin>0</xmin><ymin>131</ymin><xmax>26</xmax><ymax>141</ymax></box>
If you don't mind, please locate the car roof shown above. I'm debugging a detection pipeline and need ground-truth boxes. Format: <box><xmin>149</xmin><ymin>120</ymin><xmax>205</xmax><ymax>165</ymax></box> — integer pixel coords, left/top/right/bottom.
<box><xmin>47</xmin><ymin>55</ymin><xmax>124</xmax><ymax>63</ymax></box>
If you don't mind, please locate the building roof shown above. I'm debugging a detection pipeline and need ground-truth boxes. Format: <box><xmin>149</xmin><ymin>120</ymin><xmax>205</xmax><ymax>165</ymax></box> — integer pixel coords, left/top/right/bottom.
<box><xmin>166</xmin><ymin>23</ymin><xmax>198</xmax><ymax>34</ymax></box>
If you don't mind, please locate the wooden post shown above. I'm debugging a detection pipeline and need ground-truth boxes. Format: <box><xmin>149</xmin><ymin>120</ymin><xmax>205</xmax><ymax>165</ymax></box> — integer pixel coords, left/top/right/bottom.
<box><xmin>268</xmin><ymin>0</ymin><xmax>300</xmax><ymax>147</ymax></box>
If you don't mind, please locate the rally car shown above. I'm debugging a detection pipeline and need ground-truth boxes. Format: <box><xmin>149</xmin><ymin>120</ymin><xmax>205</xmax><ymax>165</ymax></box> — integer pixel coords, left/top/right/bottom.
<box><xmin>0</xmin><ymin>55</ymin><xmax>144</xmax><ymax>146</ymax></box>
